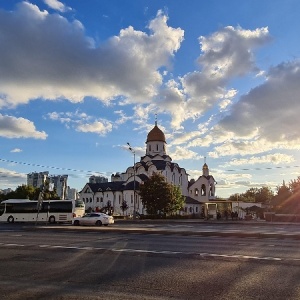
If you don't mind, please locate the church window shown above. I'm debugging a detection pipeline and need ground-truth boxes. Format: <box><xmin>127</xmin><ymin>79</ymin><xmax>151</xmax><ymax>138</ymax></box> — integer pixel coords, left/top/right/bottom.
<box><xmin>196</xmin><ymin>207</ymin><xmax>198</xmax><ymax>213</ymax></box>
<box><xmin>156</xmin><ymin>144</ymin><xmax>158</xmax><ymax>151</ymax></box>
<box><xmin>96</xmin><ymin>197</ymin><xmax>99</xmax><ymax>202</ymax></box>
<box><xmin>89</xmin><ymin>198</ymin><xmax>92</xmax><ymax>203</ymax></box>
<box><xmin>189</xmin><ymin>207</ymin><xmax>192</xmax><ymax>213</ymax></box>
<box><xmin>201</xmin><ymin>184</ymin><xmax>206</xmax><ymax>196</ymax></box>
<box><xmin>195</xmin><ymin>188</ymin><xmax>199</xmax><ymax>196</ymax></box>
<box><xmin>100</xmin><ymin>197</ymin><xmax>103</xmax><ymax>202</ymax></box>
<box><xmin>210</xmin><ymin>184</ymin><xmax>214</xmax><ymax>196</ymax></box>
<box><xmin>149</xmin><ymin>145</ymin><xmax>151</xmax><ymax>151</ymax></box>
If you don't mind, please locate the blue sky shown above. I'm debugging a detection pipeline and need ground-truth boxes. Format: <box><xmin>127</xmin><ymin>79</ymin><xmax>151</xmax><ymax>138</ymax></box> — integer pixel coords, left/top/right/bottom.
<box><xmin>1</xmin><ymin>0</ymin><xmax>300</xmax><ymax>197</ymax></box>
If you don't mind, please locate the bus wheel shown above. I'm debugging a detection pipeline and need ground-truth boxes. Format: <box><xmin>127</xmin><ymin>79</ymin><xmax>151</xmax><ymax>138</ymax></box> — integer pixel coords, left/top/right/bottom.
<box><xmin>49</xmin><ymin>216</ymin><xmax>56</xmax><ymax>224</ymax></box>
<box><xmin>73</xmin><ymin>220</ymin><xmax>80</xmax><ymax>226</ymax></box>
<box><xmin>96</xmin><ymin>220</ymin><xmax>102</xmax><ymax>226</ymax></box>
<box><xmin>7</xmin><ymin>216</ymin><xmax>14</xmax><ymax>223</ymax></box>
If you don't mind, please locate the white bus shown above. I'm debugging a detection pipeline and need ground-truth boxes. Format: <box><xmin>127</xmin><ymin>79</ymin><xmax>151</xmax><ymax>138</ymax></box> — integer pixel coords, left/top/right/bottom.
<box><xmin>0</xmin><ymin>199</ymin><xmax>85</xmax><ymax>224</ymax></box>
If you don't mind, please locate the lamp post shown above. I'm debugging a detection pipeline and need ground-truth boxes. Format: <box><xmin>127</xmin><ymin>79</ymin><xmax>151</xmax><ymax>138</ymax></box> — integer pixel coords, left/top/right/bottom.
<box><xmin>127</xmin><ymin>142</ymin><xmax>136</xmax><ymax>219</ymax></box>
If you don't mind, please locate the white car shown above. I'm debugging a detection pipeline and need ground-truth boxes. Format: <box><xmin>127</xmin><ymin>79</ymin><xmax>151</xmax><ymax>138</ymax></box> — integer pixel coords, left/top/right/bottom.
<box><xmin>72</xmin><ymin>213</ymin><xmax>114</xmax><ymax>226</ymax></box>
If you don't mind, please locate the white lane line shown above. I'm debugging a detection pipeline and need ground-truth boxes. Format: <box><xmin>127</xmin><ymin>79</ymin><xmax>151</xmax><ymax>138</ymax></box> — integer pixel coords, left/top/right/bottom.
<box><xmin>0</xmin><ymin>243</ymin><xmax>289</xmax><ymax>261</ymax></box>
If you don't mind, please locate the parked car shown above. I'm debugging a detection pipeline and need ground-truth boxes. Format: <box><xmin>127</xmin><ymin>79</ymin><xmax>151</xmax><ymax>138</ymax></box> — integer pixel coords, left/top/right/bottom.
<box><xmin>72</xmin><ymin>213</ymin><xmax>114</xmax><ymax>226</ymax></box>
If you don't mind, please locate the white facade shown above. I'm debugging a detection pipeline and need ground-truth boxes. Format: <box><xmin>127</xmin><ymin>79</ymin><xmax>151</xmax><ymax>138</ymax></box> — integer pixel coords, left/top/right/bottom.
<box><xmin>80</xmin><ymin>122</ymin><xmax>216</xmax><ymax>216</ymax></box>
<box><xmin>188</xmin><ymin>163</ymin><xmax>216</xmax><ymax>202</ymax></box>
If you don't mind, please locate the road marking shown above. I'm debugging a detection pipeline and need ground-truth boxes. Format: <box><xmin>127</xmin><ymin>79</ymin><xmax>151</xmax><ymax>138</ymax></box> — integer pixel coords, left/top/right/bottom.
<box><xmin>0</xmin><ymin>243</ymin><xmax>288</xmax><ymax>261</ymax></box>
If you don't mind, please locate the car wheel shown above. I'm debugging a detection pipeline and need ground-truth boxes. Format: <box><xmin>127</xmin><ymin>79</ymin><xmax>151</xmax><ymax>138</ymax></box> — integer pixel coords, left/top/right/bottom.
<box><xmin>49</xmin><ymin>216</ymin><xmax>56</xmax><ymax>224</ymax></box>
<box><xmin>73</xmin><ymin>220</ymin><xmax>80</xmax><ymax>226</ymax></box>
<box><xmin>96</xmin><ymin>220</ymin><xmax>102</xmax><ymax>226</ymax></box>
<box><xmin>7</xmin><ymin>216</ymin><xmax>14</xmax><ymax>223</ymax></box>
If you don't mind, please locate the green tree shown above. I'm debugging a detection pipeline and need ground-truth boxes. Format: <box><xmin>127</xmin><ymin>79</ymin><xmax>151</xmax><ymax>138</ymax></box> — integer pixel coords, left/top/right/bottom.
<box><xmin>139</xmin><ymin>172</ymin><xmax>185</xmax><ymax>216</ymax></box>
<box><xmin>120</xmin><ymin>200</ymin><xmax>129</xmax><ymax>216</ymax></box>
<box><xmin>5</xmin><ymin>185</ymin><xmax>37</xmax><ymax>200</ymax></box>
<box><xmin>228</xmin><ymin>186</ymin><xmax>274</xmax><ymax>204</ymax></box>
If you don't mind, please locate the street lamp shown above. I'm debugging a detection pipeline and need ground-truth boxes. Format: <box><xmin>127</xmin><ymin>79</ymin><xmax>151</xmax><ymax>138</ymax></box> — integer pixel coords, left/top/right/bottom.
<box><xmin>127</xmin><ymin>142</ymin><xmax>136</xmax><ymax>219</ymax></box>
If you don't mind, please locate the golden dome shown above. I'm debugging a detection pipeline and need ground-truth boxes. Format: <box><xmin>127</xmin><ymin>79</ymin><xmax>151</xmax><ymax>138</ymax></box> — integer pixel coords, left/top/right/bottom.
<box><xmin>146</xmin><ymin>124</ymin><xmax>166</xmax><ymax>143</ymax></box>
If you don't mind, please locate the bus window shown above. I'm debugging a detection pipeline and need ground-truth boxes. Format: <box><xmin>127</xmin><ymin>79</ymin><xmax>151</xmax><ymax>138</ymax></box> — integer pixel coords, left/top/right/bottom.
<box><xmin>0</xmin><ymin>203</ymin><xmax>4</xmax><ymax>216</ymax></box>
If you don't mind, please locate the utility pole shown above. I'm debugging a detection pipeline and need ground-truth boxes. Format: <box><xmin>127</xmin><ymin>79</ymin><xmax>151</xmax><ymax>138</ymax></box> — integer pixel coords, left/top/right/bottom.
<box><xmin>127</xmin><ymin>143</ymin><xmax>136</xmax><ymax>219</ymax></box>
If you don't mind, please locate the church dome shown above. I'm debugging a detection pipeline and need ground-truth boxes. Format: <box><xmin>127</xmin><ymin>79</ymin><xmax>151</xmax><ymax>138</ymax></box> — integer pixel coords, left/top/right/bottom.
<box><xmin>146</xmin><ymin>124</ymin><xmax>166</xmax><ymax>143</ymax></box>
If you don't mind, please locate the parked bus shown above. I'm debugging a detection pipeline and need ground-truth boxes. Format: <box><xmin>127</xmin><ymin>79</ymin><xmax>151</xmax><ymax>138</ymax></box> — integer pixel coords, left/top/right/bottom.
<box><xmin>0</xmin><ymin>199</ymin><xmax>85</xmax><ymax>224</ymax></box>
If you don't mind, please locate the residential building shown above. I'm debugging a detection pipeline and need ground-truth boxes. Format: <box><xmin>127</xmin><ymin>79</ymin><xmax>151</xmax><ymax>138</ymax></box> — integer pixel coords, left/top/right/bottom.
<box><xmin>89</xmin><ymin>175</ymin><xmax>108</xmax><ymax>184</ymax></box>
<box><xmin>27</xmin><ymin>171</ymin><xmax>49</xmax><ymax>189</ymax></box>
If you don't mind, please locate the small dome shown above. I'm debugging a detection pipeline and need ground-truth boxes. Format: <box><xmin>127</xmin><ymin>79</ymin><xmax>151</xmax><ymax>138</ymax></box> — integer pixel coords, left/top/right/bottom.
<box><xmin>146</xmin><ymin>124</ymin><xmax>166</xmax><ymax>143</ymax></box>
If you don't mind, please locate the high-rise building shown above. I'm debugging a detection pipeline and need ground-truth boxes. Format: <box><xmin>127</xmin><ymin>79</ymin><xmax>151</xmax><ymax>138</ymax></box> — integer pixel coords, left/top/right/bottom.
<box><xmin>27</xmin><ymin>171</ymin><xmax>49</xmax><ymax>189</ymax></box>
<box><xmin>49</xmin><ymin>175</ymin><xmax>68</xmax><ymax>200</ymax></box>
<box><xmin>89</xmin><ymin>175</ymin><xmax>108</xmax><ymax>184</ymax></box>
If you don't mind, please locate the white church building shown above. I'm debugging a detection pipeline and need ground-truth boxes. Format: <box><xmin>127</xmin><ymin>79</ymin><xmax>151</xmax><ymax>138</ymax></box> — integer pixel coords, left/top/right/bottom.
<box><xmin>80</xmin><ymin>122</ymin><xmax>218</xmax><ymax>217</ymax></box>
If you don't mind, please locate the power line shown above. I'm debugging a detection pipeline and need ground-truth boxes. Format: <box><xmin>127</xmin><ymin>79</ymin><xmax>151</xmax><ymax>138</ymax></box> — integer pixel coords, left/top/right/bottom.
<box><xmin>0</xmin><ymin>158</ymin><xmax>107</xmax><ymax>176</ymax></box>
<box><xmin>224</xmin><ymin>165</ymin><xmax>300</xmax><ymax>172</ymax></box>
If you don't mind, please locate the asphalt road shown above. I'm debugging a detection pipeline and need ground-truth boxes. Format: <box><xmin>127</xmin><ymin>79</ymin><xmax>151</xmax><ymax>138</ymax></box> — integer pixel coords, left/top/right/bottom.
<box><xmin>1</xmin><ymin>223</ymin><xmax>300</xmax><ymax>299</ymax></box>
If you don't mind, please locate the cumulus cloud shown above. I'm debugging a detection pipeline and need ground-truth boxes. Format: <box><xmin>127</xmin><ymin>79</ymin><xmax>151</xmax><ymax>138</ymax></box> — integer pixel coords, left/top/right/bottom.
<box><xmin>216</xmin><ymin>61</ymin><xmax>300</xmax><ymax>145</ymax></box>
<box><xmin>43</xmin><ymin>0</ymin><xmax>71</xmax><ymax>12</ymax></box>
<box><xmin>154</xmin><ymin>25</ymin><xmax>270</xmax><ymax>129</ymax></box>
<box><xmin>46</xmin><ymin>111</ymin><xmax>113</xmax><ymax>136</ymax></box>
<box><xmin>76</xmin><ymin>120</ymin><xmax>113</xmax><ymax>136</ymax></box>
<box><xmin>0</xmin><ymin>3</ymin><xmax>184</xmax><ymax>108</ymax></box>
<box><xmin>169</xmin><ymin>146</ymin><xmax>203</xmax><ymax>161</ymax></box>
<box><xmin>0</xmin><ymin>114</ymin><xmax>47</xmax><ymax>139</ymax></box>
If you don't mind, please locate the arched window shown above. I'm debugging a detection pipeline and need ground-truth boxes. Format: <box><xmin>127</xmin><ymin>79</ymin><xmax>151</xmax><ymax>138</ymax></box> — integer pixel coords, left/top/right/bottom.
<box><xmin>195</xmin><ymin>188</ymin><xmax>199</xmax><ymax>196</ymax></box>
<box><xmin>201</xmin><ymin>184</ymin><xmax>206</xmax><ymax>196</ymax></box>
<box><xmin>210</xmin><ymin>184</ymin><xmax>214</xmax><ymax>196</ymax></box>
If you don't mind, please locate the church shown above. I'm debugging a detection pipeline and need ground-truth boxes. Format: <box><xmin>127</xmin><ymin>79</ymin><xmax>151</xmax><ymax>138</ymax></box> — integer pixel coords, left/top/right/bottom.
<box><xmin>80</xmin><ymin>122</ymin><xmax>217</xmax><ymax>217</ymax></box>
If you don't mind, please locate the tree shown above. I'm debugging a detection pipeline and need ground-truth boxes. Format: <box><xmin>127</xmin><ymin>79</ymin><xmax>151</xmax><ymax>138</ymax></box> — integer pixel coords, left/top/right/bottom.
<box><xmin>120</xmin><ymin>200</ymin><xmax>129</xmax><ymax>215</ymax></box>
<box><xmin>1</xmin><ymin>185</ymin><xmax>37</xmax><ymax>200</ymax></box>
<box><xmin>139</xmin><ymin>172</ymin><xmax>185</xmax><ymax>216</ymax></box>
<box><xmin>228</xmin><ymin>186</ymin><xmax>274</xmax><ymax>204</ymax></box>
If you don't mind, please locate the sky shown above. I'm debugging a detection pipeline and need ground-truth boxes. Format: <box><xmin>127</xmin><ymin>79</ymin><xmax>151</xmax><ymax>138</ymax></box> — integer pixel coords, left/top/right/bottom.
<box><xmin>1</xmin><ymin>0</ymin><xmax>300</xmax><ymax>198</ymax></box>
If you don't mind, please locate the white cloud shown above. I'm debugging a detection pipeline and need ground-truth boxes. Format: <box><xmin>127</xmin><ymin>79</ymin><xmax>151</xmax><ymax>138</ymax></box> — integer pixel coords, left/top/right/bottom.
<box><xmin>0</xmin><ymin>114</ymin><xmax>47</xmax><ymax>139</ymax></box>
<box><xmin>10</xmin><ymin>148</ymin><xmax>22</xmax><ymax>153</ymax></box>
<box><xmin>225</xmin><ymin>153</ymin><xmax>295</xmax><ymax>166</ymax></box>
<box><xmin>169</xmin><ymin>146</ymin><xmax>203</xmax><ymax>161</ymax></box>
<box><xmin>43</xmin><ymin>0</ymin><xmax>71</xmax><ymax>12</ymax></box>
<box><xmin>0</xmin><ymin>4</ymin><xmax>184</xmax><ymax>108</ymax></box>
<box><xmin>76</xmin><ymin>120</ymin><xmax>113</xmax><ymax>136</ymax></box>
<box><xmin>0</xmin><ymin>168</ymin><xmax>26</xmax><ymax>188</ymax></box>
<box><xmin>153</xmin><ymin>26</ymin><xmax>270</xmax><ymax>129</ymax></box>
<box><xmin>221</xmin><ymin>61</ymin><xmax>300</xmax><ymax>139</ymax></box>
